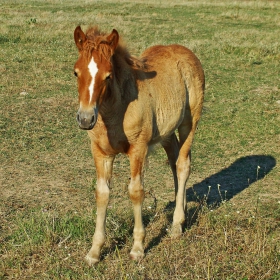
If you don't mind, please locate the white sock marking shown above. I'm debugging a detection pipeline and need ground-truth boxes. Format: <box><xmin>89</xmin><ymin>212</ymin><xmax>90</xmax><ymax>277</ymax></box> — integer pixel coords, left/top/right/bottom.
<box><xmin>88</xmin><ymin>57</ymin><xmax>98</xmax><ymax>104</ymax></box>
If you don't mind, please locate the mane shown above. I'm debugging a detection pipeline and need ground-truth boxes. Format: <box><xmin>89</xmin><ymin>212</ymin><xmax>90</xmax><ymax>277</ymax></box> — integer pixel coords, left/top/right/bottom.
<box><xmin>84</xmin><ymin>26</ymin><xmax>148</xmax><ymax>70</ymax></box>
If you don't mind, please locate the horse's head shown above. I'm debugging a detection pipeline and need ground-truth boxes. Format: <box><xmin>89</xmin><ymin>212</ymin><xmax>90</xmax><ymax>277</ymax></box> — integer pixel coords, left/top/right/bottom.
<box><xmin>73</xmin><ymin>26</ymin><xmax>119</xmax><ymax>130</ymax></box>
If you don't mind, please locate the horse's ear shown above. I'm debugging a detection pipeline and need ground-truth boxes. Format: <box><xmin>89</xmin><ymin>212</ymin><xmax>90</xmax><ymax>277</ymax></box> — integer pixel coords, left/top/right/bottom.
<box><xmin>106</xmin><ymin>29</ymin><xmax>119</xmax><ymax>52</ymax></box>
<box><xmin>74</xmin><ymin>26</ymin><xmax>86</xmax><ymax>51</ymax></box>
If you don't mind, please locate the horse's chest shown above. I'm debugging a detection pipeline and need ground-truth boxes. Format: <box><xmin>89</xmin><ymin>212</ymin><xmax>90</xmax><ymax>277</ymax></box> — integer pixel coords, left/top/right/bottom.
<box><xmin>89</xmin><ymin>122</ymin><xmax>129</xmax><ymax>154</ymax></box>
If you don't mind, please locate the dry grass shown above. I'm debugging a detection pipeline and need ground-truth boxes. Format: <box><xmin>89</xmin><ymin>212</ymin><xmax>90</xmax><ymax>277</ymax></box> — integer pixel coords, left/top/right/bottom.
<box><xmin>0</xmin><ymin>0</ymin><xmax>279</xmax><ymax>279</ymax></box>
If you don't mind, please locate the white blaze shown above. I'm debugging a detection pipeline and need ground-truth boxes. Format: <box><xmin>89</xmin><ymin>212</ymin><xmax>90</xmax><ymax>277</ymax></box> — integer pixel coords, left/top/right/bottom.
<box><xmin>88</xmin><ymin>57</ymin><xmax>98</xmax><ymax>104</ymax></box>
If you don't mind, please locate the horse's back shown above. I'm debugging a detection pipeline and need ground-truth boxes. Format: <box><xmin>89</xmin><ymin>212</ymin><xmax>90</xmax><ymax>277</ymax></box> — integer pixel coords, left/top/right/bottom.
<box><xmin>141</xmin><ymin>44</ymin><xmax>204</xmax><ymax>87</ymax></box>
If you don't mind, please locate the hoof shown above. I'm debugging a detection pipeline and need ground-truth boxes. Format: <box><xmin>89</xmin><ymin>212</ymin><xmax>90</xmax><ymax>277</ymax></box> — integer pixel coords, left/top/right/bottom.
<box><xmin>129</xmin><ymin>250</ymin><xmax>144</xmax><ymax>261</ymax></box>
<box><xmin>171</xmin><ymin>224</ymin><xmax>182</xmax><ymax>238</ymax></box>
<box><xmin>85</xmin><ymin>254</ymin><xmax>99</xmax><ymax>266</ymax></box>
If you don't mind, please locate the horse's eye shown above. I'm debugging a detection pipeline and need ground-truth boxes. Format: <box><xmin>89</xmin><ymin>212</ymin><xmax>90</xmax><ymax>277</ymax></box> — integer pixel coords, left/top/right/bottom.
<box><xmin>74</xmin><ymin>71</ymin><xmax>78</xmax><ymax>77</ymax></box>
<box><xmin>105</xmin><ymin>73</ymin><xmax>112</xmax><ymax>80</ymax></box>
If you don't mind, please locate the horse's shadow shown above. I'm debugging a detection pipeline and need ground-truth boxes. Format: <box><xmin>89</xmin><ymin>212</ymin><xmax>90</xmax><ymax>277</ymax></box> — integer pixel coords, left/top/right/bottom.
<box><xmin>145</xmin><ymin>154</ymin><xmax>276</xmax><ymax>252</ymax></box>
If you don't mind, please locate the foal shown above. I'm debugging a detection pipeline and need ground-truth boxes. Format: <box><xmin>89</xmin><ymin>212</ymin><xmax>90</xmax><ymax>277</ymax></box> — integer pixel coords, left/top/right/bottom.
<box><xmin>73</xmin><ymin>26</ymin><xmax>204</xmax><ymax>265</ymax></box>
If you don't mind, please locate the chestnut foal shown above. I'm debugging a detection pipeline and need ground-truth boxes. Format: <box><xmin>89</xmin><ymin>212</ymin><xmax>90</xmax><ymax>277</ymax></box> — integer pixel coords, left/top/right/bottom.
<box><xmin>73</xmin><ymin>26</ymin><xmax>204</xmax><ymax>265</ymax></box>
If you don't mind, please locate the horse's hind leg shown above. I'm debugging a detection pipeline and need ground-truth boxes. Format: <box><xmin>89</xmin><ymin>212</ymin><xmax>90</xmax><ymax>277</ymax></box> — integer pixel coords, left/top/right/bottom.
<box><xmin>171</xmin><ymin>116</ymin><xmax>197</xmax><ymax>237</ymax></box>
<box><xmin>161</xmin><ymin>133</ymin><xmax>180</xmax><ymax>197</ymax></box>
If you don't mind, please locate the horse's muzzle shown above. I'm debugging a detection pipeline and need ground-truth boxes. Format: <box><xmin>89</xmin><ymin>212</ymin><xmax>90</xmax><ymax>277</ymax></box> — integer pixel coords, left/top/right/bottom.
<box><xmin>76</xmin><ymin>108</ymin><xmax>97</xmax><ymax>130</ymax></box>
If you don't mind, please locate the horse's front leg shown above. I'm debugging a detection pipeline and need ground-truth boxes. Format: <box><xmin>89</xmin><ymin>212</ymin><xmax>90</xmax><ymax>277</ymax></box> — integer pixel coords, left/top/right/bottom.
<box><xmin>128</xmin><ymin>145</ymin><xmax>148</xmax><ymax>261</ymax></box>
<box><xmin>85</xmin><ymin>147</ymin><xmax>115</xmax><ymax>266</ymax></box>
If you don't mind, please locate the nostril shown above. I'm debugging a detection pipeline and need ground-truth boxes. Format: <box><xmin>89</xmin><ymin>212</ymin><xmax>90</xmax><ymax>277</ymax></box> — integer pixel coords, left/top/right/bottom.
<box><xmin>91</xmin><ymin>114</ymin><xmax>95</xmax><ymax>124</ymax></box>
<box><xmin>76</xmin><ymin>113</ymin><xmax>80</xmax><ymax>123</ymax></box>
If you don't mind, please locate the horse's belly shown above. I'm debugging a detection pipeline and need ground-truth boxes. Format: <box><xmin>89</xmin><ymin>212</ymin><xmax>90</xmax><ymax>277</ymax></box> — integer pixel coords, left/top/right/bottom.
<box><xmin>151</xmin><ymin>103</ymin><xmax>185</xmax><ymax>142</ymax></box>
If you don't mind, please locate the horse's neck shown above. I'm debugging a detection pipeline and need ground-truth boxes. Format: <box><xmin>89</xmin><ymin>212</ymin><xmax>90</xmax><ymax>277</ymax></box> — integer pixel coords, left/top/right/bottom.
<box><xmin>113</xmin><ymin>55</ymin><xmax>138</xmax><ymax>103</ymax></box>
<box><xmin>99</xmin><ymin>80</ymin><xmax>128</xmax><ymax>117</ymax></box>
<box><xmin>98</xmin><ymin>53</ymin><xmax>137</xmax><ymax>123</ymax></box>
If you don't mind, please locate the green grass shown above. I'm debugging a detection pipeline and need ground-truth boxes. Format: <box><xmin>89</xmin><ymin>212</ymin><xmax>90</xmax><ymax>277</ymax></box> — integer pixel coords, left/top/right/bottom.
<box><xmin>0</xmin><ymin>0</ymin><xmax>279</xmax><ymax>279</ymax></box>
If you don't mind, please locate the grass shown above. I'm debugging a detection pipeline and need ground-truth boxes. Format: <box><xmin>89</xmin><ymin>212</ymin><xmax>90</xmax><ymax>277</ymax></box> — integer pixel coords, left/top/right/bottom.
<box><xmin>0</xmin><ymin>0</ymin><xmax>279</xmax><ymax>279</ymax></box>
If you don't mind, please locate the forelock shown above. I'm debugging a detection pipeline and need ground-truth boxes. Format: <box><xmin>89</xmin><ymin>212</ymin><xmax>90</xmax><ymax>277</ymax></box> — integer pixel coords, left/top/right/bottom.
<box><xmin>82</xmin><ymin>27</ymin><xmax>112</xmax><ymax>60</ymax></box>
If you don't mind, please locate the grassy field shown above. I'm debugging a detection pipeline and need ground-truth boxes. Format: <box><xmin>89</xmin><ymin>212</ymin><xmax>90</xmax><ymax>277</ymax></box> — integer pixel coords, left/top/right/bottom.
<box><xmin>0</xmin><ymin>0</ymin><xmax>279</xmax><ymax>279</ymax></box>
